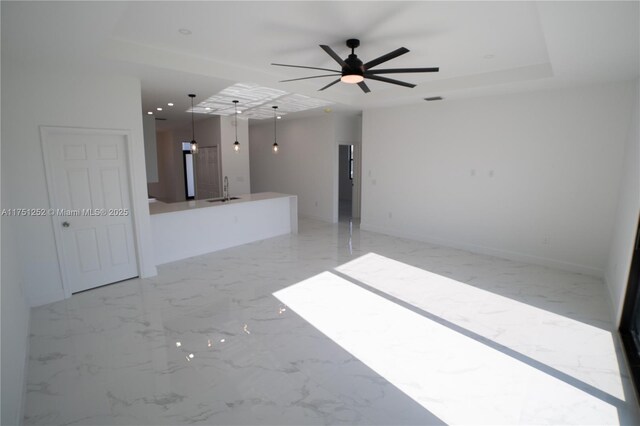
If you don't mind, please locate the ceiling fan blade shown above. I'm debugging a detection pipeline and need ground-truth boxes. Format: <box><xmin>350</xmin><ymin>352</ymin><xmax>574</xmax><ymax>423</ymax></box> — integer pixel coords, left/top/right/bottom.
<box><xmin>319</xmin><ymin>78</ymin><xmax>341</xmax><ymax>91</ymax></box>
<box><xmin>280</xmin><ymin>74</ymin><xmax>341</xmax><ymax>83</ymax></box>
<box><xmin>357</xmin><ymin>81</ymin><xmax>371</xmax><ymax>93</ymax></box>
<box><xmin>363</xmin><ymin>47</ymin><xmax>409</xmax><ymax>70</ymax></box>
<box><xmin>320</xmin><ymin>45</ymin><xmax>348</xmax><ymax>67</ymax></box>
<box><xmin>367</xmin><ymin>67</ymin><xmax>439</xmax><ymax>74</ymax></box>
<box><xmin>365</xmin><ymin>74</ymin><xmax>416</xmax><ymax>88</ymax></box>
<box><xmin>272</xmin><ymin>63</ymin><xmax>340</xmax><ymax>73</ymax></box>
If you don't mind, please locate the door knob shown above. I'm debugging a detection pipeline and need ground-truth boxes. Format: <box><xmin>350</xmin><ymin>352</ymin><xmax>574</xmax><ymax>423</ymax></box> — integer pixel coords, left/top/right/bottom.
<box><xmin>62</xmin><ymin>221</ymin><xmax>70</xmax><ymax>228</ymax></box>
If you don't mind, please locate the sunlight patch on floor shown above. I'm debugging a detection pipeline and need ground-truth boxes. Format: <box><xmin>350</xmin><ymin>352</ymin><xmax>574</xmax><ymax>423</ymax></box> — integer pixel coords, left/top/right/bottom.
<box><xmin>335</xmin><ymin>253</ymin><xmax>625</xmax><ymax>401</ymax></box>
<box><xmin>274</xmin><ymin>264</ymin><xmax>622</xmax><ymax>424</ymax></box>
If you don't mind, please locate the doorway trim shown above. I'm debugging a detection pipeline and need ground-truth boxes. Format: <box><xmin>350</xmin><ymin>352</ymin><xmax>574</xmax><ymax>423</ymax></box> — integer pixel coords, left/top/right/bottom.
<box><xmin>352</xmin><ymin>141</ymin><xmax>362</xmax><ymax>219</ymax></box>
<box><xmin>40</xmin><ymin>126</ymin><xmax>142</xmax><ymax>298</ymax></box>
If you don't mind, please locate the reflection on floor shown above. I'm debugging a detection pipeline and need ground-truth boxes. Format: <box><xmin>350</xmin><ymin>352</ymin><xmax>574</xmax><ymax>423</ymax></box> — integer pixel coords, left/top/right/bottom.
<box><xmin>338</xmin><ymin>198</ymin><xmax>352</xmax><ymax>221</ymax></box>
<box><xmin>25</xmin><ymin>218</ymin><xmax>640</xmax><ymax>425</ymax></box>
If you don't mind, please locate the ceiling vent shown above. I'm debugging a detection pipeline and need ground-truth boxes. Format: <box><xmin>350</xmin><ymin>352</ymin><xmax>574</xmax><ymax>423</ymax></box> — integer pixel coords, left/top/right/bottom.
<box><xmin>155</xmin><ymin>117</ymin><xmax>167</xmax><ymax>121</ymax></box>
<box><xmin>424</xmin><ymin>96</ymin><xmax>443</xmax><ymax>101</ymax></box>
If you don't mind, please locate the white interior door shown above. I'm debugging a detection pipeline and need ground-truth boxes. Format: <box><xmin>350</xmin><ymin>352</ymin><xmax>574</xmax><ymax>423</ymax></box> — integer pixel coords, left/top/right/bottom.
<box><xmin>43</xmin><ymin>128</ymin><xmax>139</xmax><ymax>294</ymax></box>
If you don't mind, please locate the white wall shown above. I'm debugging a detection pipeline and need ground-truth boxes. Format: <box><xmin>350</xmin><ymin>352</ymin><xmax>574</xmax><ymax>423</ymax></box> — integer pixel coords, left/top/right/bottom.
<box><xmin>143</xmin><ymin>114</ymin><xmax>158</xmax><ymax>183</ymax></box>
<box><xmin>147</xmin><ymin>129</ymin><xmax>181</xmax><ymax>201</ymax></box>
<box><xmin>220</xmin><ymin>116</ymin><xmax>251</xmax><ymax>195</ymax></box>
<box><xmin>249</xmin><ymin>114</ymin><xmax>336</xmax><ymax>222</ymax></box>
<box><xmin>2</xmin><ymin>61</ymin><xmax>157</xmax><ymax>306</ymax></box>
<box><xmin>1</xmin><ymin>133</ymin><xmax>31</xmax><ymax>425</ymax></box>
<box><xmin>361</xmin><ymin>82</ymin><xmax>635</xmax><ymax>276</ymax></box>
<box><xmin>606</xmin><ymin>80</ymin><xmax>640</xmax><ymax>324</ymax></box>
<box><xmin>335</xmin><ymin>113</ymin><xmax>362</xmax><ymax>144</ymax></box>
<box><xmin>1</xmin><ymin>217</ymin><xmax>30</xmax><ymax>426</ymax></box>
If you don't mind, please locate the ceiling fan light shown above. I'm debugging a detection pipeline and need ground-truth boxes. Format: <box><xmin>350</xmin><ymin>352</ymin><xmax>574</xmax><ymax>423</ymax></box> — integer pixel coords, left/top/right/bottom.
<box><xmin>341</xmin><ymin>74</ymin><xmax>364</xmax><ymax>84</ymax></box>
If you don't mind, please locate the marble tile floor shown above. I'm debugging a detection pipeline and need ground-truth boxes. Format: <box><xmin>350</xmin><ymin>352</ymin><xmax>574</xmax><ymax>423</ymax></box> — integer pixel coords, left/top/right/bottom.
<box><xmin>24</xmin><ymin>218</ymin><xmax>640</xmax><ymax>425</ymax></box>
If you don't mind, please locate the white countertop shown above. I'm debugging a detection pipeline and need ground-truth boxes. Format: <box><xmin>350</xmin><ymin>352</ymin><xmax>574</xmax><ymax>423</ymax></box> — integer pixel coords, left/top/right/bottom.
<box><xmin>148</xmin><ymin>192</ymin><xmax>294</xmax><ymax>215</ymax></box>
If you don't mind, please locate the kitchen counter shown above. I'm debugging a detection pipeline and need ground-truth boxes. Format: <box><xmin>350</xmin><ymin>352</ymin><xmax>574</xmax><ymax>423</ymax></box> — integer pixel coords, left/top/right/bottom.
<box><xmin>149</xmin><ymin>192</ymin><xmax>293</xmax><ymax>215</ymax></box>
<box><xmin>149</xmin><ymin>192</ymin><xmax>297</xmax><ymax>265</ymax></box>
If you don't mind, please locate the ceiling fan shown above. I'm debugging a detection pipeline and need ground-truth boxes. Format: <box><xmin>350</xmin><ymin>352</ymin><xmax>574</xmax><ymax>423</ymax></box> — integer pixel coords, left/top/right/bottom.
<box><xmin>272</xmin><ymin>39</ymin><xmax>439</xmax><ymax>93</ymax></box>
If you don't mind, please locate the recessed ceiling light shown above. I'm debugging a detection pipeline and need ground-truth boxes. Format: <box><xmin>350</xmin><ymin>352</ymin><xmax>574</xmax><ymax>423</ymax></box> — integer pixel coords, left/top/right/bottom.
<box><xmin>277</xmin><ymin>116</ymin><xmax>282</xmax><ymax>119</ymax></box>
<box><xmin>178</xmin><ymin>28</ymin><xmax>192</xmax><ymax>35</ymax></box>
<box><xmin>157</xmin><ymin>107</ymin><xmax>163</xmax><ymax>111</ymax></box>
<box><xmin>147</xmin><ymin>111</ymin><xmax>153</xmax><ymax>115</ymax></box>
<box><xmin>205</xmin><ymin>107</ymin><xmax>212</xmax><ymax>111</ymax></box>
<box><xmin>237</xmin><ymin>110</ymin><xmax>242</xmax><ymax>114</ymax></box>
<box><xmin>167</xmin><ymin>103</ymin><xmax>174</xmax><ymax>106</ymax></box>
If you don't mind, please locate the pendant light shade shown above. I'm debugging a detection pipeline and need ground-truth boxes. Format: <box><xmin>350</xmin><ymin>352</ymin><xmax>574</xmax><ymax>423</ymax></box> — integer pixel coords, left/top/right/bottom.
<box><xmin>272</xmin><ymin>106</ymin><xmax>279</xmax><ymax>153</ymax></box>
<box><xmin>188</xmin><ymin>94</ymin><xmax>198</xmax><ymax>154</ymax></box>
<box><xmin>233</xmin><ymin>100</ymin><xmax>240</xmax><ymax>152</ymax></box>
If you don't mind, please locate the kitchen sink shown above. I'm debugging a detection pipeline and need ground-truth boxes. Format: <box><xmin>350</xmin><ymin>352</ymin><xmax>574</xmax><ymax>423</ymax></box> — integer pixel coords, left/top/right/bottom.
<box><xmin>207</xmin><ymin>197</ymin><xmax>241</xmax><ymax>203</ymax></box>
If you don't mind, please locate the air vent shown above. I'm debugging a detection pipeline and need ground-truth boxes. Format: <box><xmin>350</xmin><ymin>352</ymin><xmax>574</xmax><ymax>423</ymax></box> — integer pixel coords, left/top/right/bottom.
<box><xmin>424</xmin><ymin>96</ymin><xmax>443</xmax><ymax>101</ymax></box>
<box><xmin>155</xmin><ymin>117</ymin><xmax>167</xmax><ymax>121</ymax></box>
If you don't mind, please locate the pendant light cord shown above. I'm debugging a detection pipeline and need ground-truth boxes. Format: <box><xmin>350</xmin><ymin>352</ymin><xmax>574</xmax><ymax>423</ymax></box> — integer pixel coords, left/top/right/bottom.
<box><xmin>190</xmin><ymin>94</ymin><xmax>195</xmax><ymax>142</ymax></box>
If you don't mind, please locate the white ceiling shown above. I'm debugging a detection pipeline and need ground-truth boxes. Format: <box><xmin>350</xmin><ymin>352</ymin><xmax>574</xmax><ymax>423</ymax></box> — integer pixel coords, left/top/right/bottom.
<box><xmin>2</xmin><ymin>1</ymin><xmax>638</xmax><ymax>129</ymax></box>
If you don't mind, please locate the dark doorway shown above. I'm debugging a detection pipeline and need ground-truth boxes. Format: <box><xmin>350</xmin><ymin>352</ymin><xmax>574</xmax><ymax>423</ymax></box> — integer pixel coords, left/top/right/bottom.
<box><xmin>619</xmin><ymin>215</ymin><xmax>640</xmax><ymax>394</ymax></box>
<box><xmin>338</xmin><ymin>144</ymin><xmax>354</xmax><ymax>221</ymax></box>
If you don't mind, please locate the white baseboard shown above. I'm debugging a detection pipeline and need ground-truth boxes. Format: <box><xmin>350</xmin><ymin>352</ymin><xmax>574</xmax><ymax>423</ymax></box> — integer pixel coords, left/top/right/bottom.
<box><xmin>299</xmin><ymin>213</ymin><xmax>335</xmax><ymax>224</ymax></box>
<box><xmin>360</xmin><ymin>222</ymin><xmax>604</xmax><ymax>278</ymax></box>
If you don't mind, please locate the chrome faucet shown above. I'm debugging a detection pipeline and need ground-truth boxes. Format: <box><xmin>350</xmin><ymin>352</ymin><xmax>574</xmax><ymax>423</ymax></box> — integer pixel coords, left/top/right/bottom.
<box><xmin>223</xmin><ymin>176</ymin><xmax>229</xmax><ymax>201</ymax></box>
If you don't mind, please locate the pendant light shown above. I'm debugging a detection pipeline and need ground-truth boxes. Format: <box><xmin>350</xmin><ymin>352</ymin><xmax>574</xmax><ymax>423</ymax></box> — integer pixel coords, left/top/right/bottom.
<box><xmin>233</xmin><ymin>100</ymin><xmax>240</xmax><ymax>152</ymax></box>
<box><xmin>272</xmin><ymin>106</ymin><xmax>279</xmax><ymax>153</ymax></box>
<box><xmin>188</xmin><ymin>94</ymin><xmax>198</xmax><ymax>154</ymax></box>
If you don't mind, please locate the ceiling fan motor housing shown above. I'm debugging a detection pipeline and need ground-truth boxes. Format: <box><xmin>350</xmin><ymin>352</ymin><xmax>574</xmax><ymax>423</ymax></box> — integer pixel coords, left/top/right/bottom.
<box><xmin>343</xmin><ymin>54</ymin><xmax>364</xmax><ymax>78</ymax></box>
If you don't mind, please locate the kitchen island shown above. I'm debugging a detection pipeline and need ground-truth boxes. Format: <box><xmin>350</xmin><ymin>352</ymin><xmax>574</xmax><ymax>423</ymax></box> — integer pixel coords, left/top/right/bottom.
<box><xmin>149</xmin><ymin>192</ymin><xmax>297</xmax><ymax>265</ymax></box>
